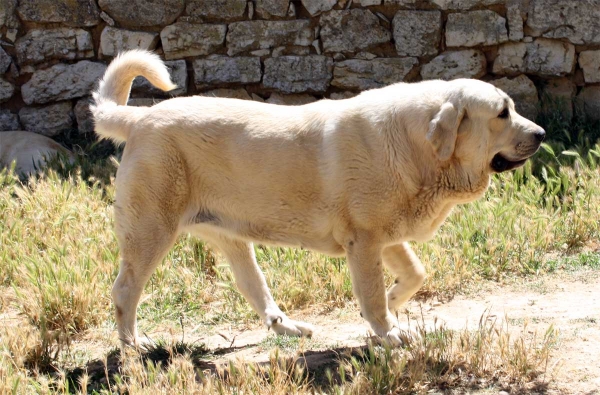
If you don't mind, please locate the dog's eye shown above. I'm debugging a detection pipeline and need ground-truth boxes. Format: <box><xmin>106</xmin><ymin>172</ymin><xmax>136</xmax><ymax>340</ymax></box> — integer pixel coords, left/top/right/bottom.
<box><xmin>498</xmin><ymin>108</ymin><xmax>509</xmax><ymax>119</ymax></box>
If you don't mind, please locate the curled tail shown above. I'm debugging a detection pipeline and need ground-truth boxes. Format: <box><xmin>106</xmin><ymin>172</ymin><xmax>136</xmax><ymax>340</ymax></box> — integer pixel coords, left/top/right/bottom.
<box><xmin>91</xmin><ymin>50</ymin><xmax>177</xmax><ymax>143</ymax></box>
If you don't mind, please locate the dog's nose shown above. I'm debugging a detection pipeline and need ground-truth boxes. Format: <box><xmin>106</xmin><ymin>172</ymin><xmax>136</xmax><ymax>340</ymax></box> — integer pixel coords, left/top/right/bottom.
<box><xmin>534</xmin><ymin>128</ymin><xmax>546</xmax><ymax>142</ymax></box>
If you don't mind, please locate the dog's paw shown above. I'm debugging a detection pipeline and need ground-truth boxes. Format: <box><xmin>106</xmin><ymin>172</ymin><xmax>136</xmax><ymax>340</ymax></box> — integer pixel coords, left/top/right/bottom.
<box><xmin>268</xmin><ymin>316</ymin><xmax>315</xmax><ymax>337</ymax></box>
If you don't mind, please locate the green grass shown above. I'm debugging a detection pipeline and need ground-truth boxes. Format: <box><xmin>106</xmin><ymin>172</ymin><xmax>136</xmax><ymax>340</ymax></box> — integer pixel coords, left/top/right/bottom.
<box><xmin>1</xmin><ymin>116</ymin><xmax>600</xmax><ymax>393</ymax></box>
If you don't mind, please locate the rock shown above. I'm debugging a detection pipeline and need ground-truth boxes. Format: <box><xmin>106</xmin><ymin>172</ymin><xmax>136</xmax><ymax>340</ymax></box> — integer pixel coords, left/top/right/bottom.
<box><xmin>226</xmin><ymin>20</ymin><xmax>313</xmax><ymax>56</ymax></box>
<box><xmin>446</xmin><ymin>10</ymin><xmax>507</xmax><ymax>47</ymax></box>
<box><xmin>421</xmin><ymin>50</ymin><xmax>486</xmax><ymax>81</ymax></box>
<box><xmin>272</xmin><ymin>46</ymin><xmax>310</xmax><ymax>57</ymax></box>
<box><xmin>263</xmin><ymin>55</ymin><xmax>333</xmax><ymax>93</ymax></box>
<box><xmin>100</xmin><ymin>27</ymin><xmax>159</xmax><ymax>57</ymax></box>
<box><xmin>0</xmin><ymin>0</ymin><xmax>19</xmax><ymax>29</ymax></box>
<box><xmin>493</xmin><ymin>39</ymin><xmax>576</xmax><ymax>77</ymax></box>
<box><xmin>329</xmin><ymin>91</ymin><xmax>356</xmax><ymax>100</ymax></box>
<box><xmin>132</xmin><ymin>60</ymin><xmax>188</xmax><ymax>97</ymax></box>
<box><xmin>126</xmin><ymin>98</ymin><xmax>163</xmax><ymax>107</ymax></box>
<box><xmin>0</xmin><ymin>77</ymin><xmax>14</xmax><ymax>102</ymax></box>
<box><xmin>392</xmin><ymin>10</ymin><xmax>441</xmax><ymax>57</ymax></box>
<box><xmin>0</xmin><ymin>109</ymin><xmax>20</xmax><ymax>131</ymax></box>
<box><xmin>100</xmin><ymin>11</ymin><xmax>115</xmax><ymax>26</ymax></box>
<box><xmin>251</xmin><ymin>93</ymin><xmax>265</xmax><ymax>102</ymax></box>
<box><xmin>332</xmin><ymin>58</ymin><xmax>417</xmax><ymax>90</ymax></box>
<box><xmin>186</xmin><ymin>0</ymin><xmax>246</xmax><ymax>22</ymax></box>
<box><xmin>21</xmin><ymin>61</ymin><xmax>107</xmax><ymax>105</ymax></box>
<box><xmin>202</xmin><ymin>88</ymin><xmax>252</xmax><ymax>100</ymax></box>
<box><xmin>98</xmin><ymin>0</ymin><xmax>184</xmax><ymax>27</ymax></box>
<box><xmin>17</xmin><ymin>0</ymin><xmax>100</xmax><ymax>26</ymax></box>
<box><xmin>16</xmin><ymin>28</ymin><xmax>94</xmax><ymax>65</ymax></box>
<box><xmin>527</xmin><ymin>0</ymin><xmax>600</xmax><ymax>45</ymax></box>
<box><xmin>578</xmin><ymin>51</ymin><xmax>600</xmax><ymax>84</ymax></box>
<box><xmin>320</xmin><ymin>9</ymin><xmax>391</xmax><ymax>53</ymax></box>
<box><xmin>161</xmin><ymin>23</ymin><xmax>227</xmax><ymax>60</ymax></box>
<box><xmin>490</xmin><ymin>75</ymin><xmax>539</xmax><ymax>121</ymax></box>
<box><xmin>300</xmin><ymin>0</ymin><xmax>336</xmax><ymax>16</ymax></box>
<box><xmin>74</xmin><ymin>97</ymin><xmax>95</xmax><ymax>134</ymax></box>
<box><xmin>507</xmin><ymin>6</ymin><xmax>523</xmax><ymax>41</ymax></box>
<box><xmin>430</xmin><ymin>0</ymin><xmax>504</xmax><ymax>9</ymax></box>
<box><xmin>360</xmin><ymin>0</ymin><xmax>381</xmax><ymax>5</ymax></box>
<box><xmin>255</xmin><ymin>0</ymin><xmax>289</xmax><ymax>18</ymax></box>
<box><xmin>541</xmin><ymin>78</ymin><xmax>576</xmax><ymax>121</ymax></box>
<box><xmin>267</xmin><ymin>92</ymin><xmax>317</xmax><ymax>105</ymax></box>
<box><xmin>19</xmin><ymin>102</ymin><xmax>73</xmax><ymax>137</ymax></box>
<box><xmin>0</xmin><ymin>46</ymin><xmax>11</xmax><ymax>73</ymax></box>
<box><xmin>193</xmin><ymin>57</ymin><xmax>261</xmax><ymax>89</ymax></box>
<box><xmin>576</xmin><ymin>87</ymin><xmax>600</xmax><ymax>121</ymax></box>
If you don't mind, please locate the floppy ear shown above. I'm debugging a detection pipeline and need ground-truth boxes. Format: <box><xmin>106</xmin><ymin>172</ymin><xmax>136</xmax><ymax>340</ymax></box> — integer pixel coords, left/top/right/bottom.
<box><xmin>427</xmin><ymin>102</ymin><xmax>461</xmax><ymax>161</ymax></box>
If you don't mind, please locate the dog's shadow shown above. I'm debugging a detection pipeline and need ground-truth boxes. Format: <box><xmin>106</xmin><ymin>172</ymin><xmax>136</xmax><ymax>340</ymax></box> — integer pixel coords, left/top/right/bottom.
<box><xmin>65</xmin><ymin>341</ymin><xmax>370</xmax><ymax>392</ymax></box>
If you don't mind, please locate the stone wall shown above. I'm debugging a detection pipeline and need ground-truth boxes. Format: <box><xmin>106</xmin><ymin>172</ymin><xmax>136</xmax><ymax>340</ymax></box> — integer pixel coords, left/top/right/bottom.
<box><xmin>1</xmin><ymin>0</ymin><xmax>599</xmax><ymax>138</ymax></box>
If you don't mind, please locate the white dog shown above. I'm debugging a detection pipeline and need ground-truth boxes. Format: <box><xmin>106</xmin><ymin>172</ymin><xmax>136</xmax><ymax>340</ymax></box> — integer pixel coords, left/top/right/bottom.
<box><xmin>92</xmin><ymin>50</ymin><xmax>544</xmax><ymax>347</ymax></box>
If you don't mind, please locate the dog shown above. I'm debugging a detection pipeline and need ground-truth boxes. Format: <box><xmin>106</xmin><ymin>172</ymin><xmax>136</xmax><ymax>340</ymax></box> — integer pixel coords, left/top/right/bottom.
<box><xmin>0</xmin><ymin>131</ymin><xmax>75</xmax><ymax>177</ymax></box>
<box><xmin>91</xmin><ymin>50</ymin><xmax>545</xmax><ymax>347</ymax></box>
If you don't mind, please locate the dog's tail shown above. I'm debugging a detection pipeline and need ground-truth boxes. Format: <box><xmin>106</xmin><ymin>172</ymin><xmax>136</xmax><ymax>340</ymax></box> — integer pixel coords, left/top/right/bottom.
<box><xmin>91</xmin><ymin>50</ymin><xmax>177</xmax><ymax>143</ymax></box>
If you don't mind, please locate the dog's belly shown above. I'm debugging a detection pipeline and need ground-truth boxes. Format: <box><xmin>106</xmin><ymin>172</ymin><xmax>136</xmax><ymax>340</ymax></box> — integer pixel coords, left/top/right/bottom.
<box><xmin>185</xmin><ymin>212</ymin><xmax>346</xmax><ymax>257</ymax></box>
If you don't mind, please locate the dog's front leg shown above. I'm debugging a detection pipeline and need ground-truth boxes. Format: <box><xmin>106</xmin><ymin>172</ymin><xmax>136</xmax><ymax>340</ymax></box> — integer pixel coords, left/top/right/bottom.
<box><xmin>346</xmin><ymin>235</ymin><xmax>403</xmax><ymax>346</ymax></box>
<box><xmin>212</xmin><ymin>235</ymin><xmax>314</xmax><ymax>337</ymax></box>
<box><xmin>383</xmin><ymin>242</ymin><xmax>426</xmax><ymax>314</ymax></box>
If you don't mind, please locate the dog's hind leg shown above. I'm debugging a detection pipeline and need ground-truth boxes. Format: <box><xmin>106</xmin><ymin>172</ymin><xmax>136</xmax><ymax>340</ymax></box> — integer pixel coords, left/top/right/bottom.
<box><xmin>112</xmin><ymin>208</ymin><xmax>179</xmax><ymax>349</ymax></box>
<box><xmin>111</xmin><ymin>157</ymin><xmax>186</xmax><ymax>349</ymax></box>
<box><xmin>212</xmin><ymin>235</ymin><xmax>314</xmax><ymax>337</ymax></box>
<box><xmin>383</xmin><ymin>242</ymin><xmax>426</xmax><ymax>314</ymax></box>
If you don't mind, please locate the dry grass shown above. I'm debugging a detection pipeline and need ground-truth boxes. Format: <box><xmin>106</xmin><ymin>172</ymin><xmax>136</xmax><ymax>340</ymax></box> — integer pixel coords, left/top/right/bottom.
<box><xmin>1</xmin><ymin>126</ymin><xmax>600</xmax><ymax>392</ymax></box>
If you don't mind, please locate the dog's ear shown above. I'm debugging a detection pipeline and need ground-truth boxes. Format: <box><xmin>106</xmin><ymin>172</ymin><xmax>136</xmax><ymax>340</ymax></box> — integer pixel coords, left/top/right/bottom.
<box><xmin>427</xmin><ymin>102</ymin><xmax>462</xmax><ymax>161</ymax></box>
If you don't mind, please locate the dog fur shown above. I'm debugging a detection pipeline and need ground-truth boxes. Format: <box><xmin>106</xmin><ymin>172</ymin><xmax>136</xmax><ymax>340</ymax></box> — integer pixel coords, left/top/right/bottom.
<box><xmin>92</xmin><ymin>50</ymin><xmax>545</xmax><ymax>347</ymax></box>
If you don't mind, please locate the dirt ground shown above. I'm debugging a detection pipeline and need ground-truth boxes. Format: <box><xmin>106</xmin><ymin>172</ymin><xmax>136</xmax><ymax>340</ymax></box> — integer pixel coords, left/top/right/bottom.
<box><xmin>192</xmin><ymin>270</ymin><xmax>600</xmax><ymax>394</ymax></box>
<box><xmin>3</xmin><ymin>270</ymin><xmax>599</xmax><ymax>393</ymax></box>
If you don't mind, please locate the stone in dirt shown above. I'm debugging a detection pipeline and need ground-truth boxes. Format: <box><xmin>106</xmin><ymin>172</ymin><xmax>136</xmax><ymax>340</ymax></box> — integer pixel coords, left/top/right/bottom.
<box><xmin>161</xmin><ymin>23</ymin><xmax>227</xmax><ymax>60</ymax></box>
<box><xmin>392</xmin><ymin>10</ymin><xmax>442</xmax><ymax>57</ymax></box>
<box><xmin>320</xmin><ymin>9</ymin><xmax>391</xmax><ymax>53</ymax></box>
<box><xmin>490</xmin><ymin>75</ymin><xmax>539</xmax><ymax>121</ymax></box>
<box><xmin>300</xmin><ymin>0</ymin><xmax>336</xmax><ymax>16</ymax></box>
<box><xmin>226</xmin><ymin>20</ymin><xmax>313</xmax><ymax>56</ymax></box>
<box><xmin>421</xmin><ymin>50</ymin><xmax>486</xmax><ymax>81</ymax></box>
<box><xmin>15</xmin><ymin>28</ymin><xmax>94</xmax><ymax>65</ymax></box>
<box><xmin>0</xmin><ymin>46</ymin><xmax>11</xmax><ymax>73</ymax></box>
<box><xmin>527</xmin><ymin>0</ymin><xmax>600</xmax><ymax>45</ymax></box>
<box><xmin>446</xmin><ymin>10</ymin><xmax>507</xmax><ymax>47</ymax></box>
<box><xmin>332</xmin><ymin>58</ymin><xmax>418</xmax><ymax>91</ymax></box>
<box><xmin>201</xmin><ymin>88</ymin><xmax>252</xmax><ymax>100</ymax></box>
<box><xmin>193</xmin><ymin>57</ymin><xmax>262</xmax><ymax>89</ymax></box>
<box><xmin>19</xmin><ymin>102</ymin><xmax>73</xmax><ymax>137</ymax></box>
<box><xmin>0</xmin><ymin>110</ymin><xmax>20</xmax><ymax>131</ymax></box>
<box><xmin>576</xmin><ymin>87</ymin><xmax>600</xmax><ymax>122</ymax></box>
<box><xmin>100</xmin><ymin>27</ymin><xmax>159</xmax><ymax>58</ymax></box>
<box><xmin>578</xmin><ymin>51</ymin><xmax>600</xmax><ymax>84</ymax></box>
<box><xmin>263</xmin><ymin>55</ymin><xmax>333</xmax><ymax>94</ymax></box>
<box><xmin>21</xmin><ymin>61</ymin><xmax>107</xmax><ymax>105</ymax></box>
<box><xmin>255</xmin><ymin>0</ymin><xmax>289</xmax><ymax>18</ymax></box>
<box><xmin>185</xmin><ymin>0</ymin><xmax>247</xmax><ymax>22</ymax></box>
<box><xmin>493</xmin><ymin>39</ymin><xmax>576</xmax><ymax>78</ymax></box>
<box><xmin>74</xmin><ymin>98</ymin><xmax>95</xmax><ymax>135</ymax></box>
<box><xmin>540</xmin><ymin>78</ymin><xmax>576</xmax><ymax>122</ymax></box>
<box><xmin>267</xmin><ymin>93</ymin><xmax>317</xmax><ymax>105</ymax></box>
<box><xmin>0</xmin><ymin>77</ymin><xmax>14</xmax><ymax>102</ymax></box>
<box><xmin>98</xmin><ymin>0</ymin><xmax>184</xmax><ymax>27</ymax></box>
<box><xmin>17</xmin><ymin>0</ymin><xmax>100</xmax><ymax>26</ymax></box>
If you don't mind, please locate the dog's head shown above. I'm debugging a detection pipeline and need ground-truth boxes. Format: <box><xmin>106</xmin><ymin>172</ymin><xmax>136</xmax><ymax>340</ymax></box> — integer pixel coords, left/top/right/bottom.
<box><xmin>426</xmin><ymin>79</ymin><xmax>544</xmax><ymax>189</ymax></box>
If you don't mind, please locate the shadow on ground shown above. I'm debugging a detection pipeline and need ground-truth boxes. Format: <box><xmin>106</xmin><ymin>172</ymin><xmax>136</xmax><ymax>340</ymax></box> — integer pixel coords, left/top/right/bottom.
<box><xmin>65</xmin><ymin>342</ymin><xmax>372</xmax><ymax>393</ymax></box>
